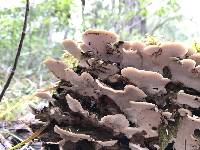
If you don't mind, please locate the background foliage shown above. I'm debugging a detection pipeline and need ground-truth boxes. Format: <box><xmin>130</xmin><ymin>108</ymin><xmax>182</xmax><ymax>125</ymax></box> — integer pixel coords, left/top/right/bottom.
<box><xmin>0</xmin><ymin>0</ymin><xmax>198</xmax><ymax>120</ymax></box>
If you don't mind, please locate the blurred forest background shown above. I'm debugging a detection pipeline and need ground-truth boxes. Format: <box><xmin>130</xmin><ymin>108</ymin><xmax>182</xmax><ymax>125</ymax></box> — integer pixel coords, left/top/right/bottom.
<box><xmin>0</xmin><ymin>0</ymin><xmax>200</xmax><ymax>120</ymax></box>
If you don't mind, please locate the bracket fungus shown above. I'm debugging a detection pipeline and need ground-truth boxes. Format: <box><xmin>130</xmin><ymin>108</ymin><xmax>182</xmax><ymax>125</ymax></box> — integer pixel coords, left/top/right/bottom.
<box><xmin>126</xmin><ymin>102</ymin><xmax>161</xmax><ymax>138</ymax></box>
<box><xmin>173</xmin><ymin>91</ymin><xmax>200</xmax><ymax>108</ymax></box>
<box><xmin>121</xmin><ymin>67</ymin><xmax>170</xmax><ymax>94</ymax></box>
<box><xmin>174</xmin><ymin>115</ymin><xmax>200</xmax><ymax>150</ymax></box>
<box><xmin>63</xmin><ymin>39</ymin><xmax>82</xmax><ymax>59</ymax></box>
<box><xmin>32</xmin><ymin>29</ymin><xmax>200</xmax><ymax>150</ymax></box>
<box><xmin>189</xmin><ymin>53</ymin><xmax>200</xmax><ymax>66</ymax></box>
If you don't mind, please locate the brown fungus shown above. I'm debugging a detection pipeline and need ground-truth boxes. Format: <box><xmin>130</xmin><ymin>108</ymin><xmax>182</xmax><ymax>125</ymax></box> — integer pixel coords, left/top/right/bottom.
<box><xmin>169</xmin><ymin>58</ymin><xmax>200</xmax><ymax>91</ymax></box>
<box><xmin>121</xmin><ymin>67</ymin><xmax>170</xmax><ymax>94</ymax></box>
<box><xmin>189</xmin><ymin>53</ymin><xmax>200</xmax><ymax>65</ymax></box>
<box><xmin>82</xmin><ymin>29</ymin><xmax>119</xmax><ymax>59</ymax></box>
<box><xmin>186</xmin><ymin>47</ymin><xmax>197</xmax><ymax>57</ymax></box>
<box><xmin>97</xmin><ymin>80</ymin><xmax>147</xmax><ymax>111</ymax></box>
<box><xmin>62</xmin><ymin>39</ymin><xmax>82</xmax><ymax>59</ymax></box>
<box><xmin>174</xmin><ymin>115</ymin><xmax>200</xmax><ymax>150</ymax></box>
<box><xmin>44</xmin><ymin>58</ymin><xmax>68</xmax><ymax>80</ymax></box>
<box><xmin>142</xmin><ymin>43</ymin><xmax>188</xmax><ymax>73</ymax></box>
<box><xmin>173</xmin><ymin>91</ymin><xmax>200</xmax><ymax>108</ymax></box>
<box><xmin>31</xmin><ymin>29</ymin><xmax>200</xmax><ymax>150</ymax></box>
<box><xmin>126</xmin><ymin>102</ymin><xmax>161</xmax><ymax>138</ymax></box>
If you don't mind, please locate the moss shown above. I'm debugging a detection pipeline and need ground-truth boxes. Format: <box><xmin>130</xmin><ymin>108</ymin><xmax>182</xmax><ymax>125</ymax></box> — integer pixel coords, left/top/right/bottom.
<box><xmin>158</xmin><ymin>116</ymin><xmax>180</xmax><ymax>150</ymax></box>
<box><xmin>145</xmin><ymin>34</ymin><xmax>159</xmax><ymax>45</ymax></box>
<box><xmin>61</xmin><ymin>52</ymin><xmax>79</xmax><ymax>68</ymax></box>
<box><xmin>0</xmin><ymin>95</ymin><xmax>39</xmax><ymax>120</ymax></box>
<box><xmin>192</xmin><ymin>41</ymin><xmax>200</xmax><ymax>52</ymax></box>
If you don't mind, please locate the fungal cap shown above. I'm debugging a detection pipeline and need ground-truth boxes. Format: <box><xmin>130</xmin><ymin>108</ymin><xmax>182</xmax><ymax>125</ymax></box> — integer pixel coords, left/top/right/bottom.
<box><xmin>82</xmin><ymin>29</ymin><xmax>119</xmax><ymax>55</ymax></box>
<box><xmin>62</xmin><ymin>39</ymin><xmax>82</xmax><ymax>59</ymax></box>
<box><xmin>35</xmin><ymin>91</ymin><xmax>52</xmax><ymax>100</ymax></box>
<box><xmin>43</xmin><ymin>58</ymin><xmax>68</xmax><ymax>80</ymax></box>
<box><xmin>54</xmin><ymin>125</ymin><xmax>91</xmax><ymax>142</ymax></box>
<box><xmin>100</xmin><ymin>114</ymin><xmax>129</xmax><ymax>132</ymax></box>
<box><xmin>121</xmin><ymin>67</ymin><xmax>170</xmax><ymax>94</ymax></box>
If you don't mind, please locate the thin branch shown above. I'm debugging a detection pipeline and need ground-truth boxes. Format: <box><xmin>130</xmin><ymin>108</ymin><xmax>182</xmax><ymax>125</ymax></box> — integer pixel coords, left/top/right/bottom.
<box><xmin>0</xmin><ymin>0</ymin><xmax>29</xmax><ymax>102</ymax></box>
<box><xmin>150</xmin><ymin>16</ymin><xmax>179</xmax><ymax>35</ymax></box>
<box><xmin>81</xmin><ymin>0</ymin><xmax>86</xmax><ymax>31</ymax></box>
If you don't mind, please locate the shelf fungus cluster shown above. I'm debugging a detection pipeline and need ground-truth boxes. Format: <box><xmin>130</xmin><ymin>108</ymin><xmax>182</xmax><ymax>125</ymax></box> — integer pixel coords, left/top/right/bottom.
<box><xmin>33</xmin><ymin>29</ymin><xmax>200</xmax><ymax>150</ymax></box>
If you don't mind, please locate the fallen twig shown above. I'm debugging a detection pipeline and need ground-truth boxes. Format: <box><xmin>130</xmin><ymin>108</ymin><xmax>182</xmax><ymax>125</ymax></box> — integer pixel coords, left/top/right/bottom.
<box><xmin>9</xmin><ymin>122</ymin><xmax>49</xmax><ymax>150</ymax></box>
<box><xmin>2</xmin><ymin>129</ymin><xmax>35</xmax><ymax>150</ymax></box>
